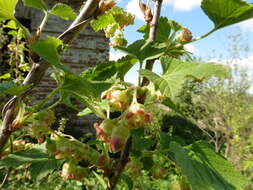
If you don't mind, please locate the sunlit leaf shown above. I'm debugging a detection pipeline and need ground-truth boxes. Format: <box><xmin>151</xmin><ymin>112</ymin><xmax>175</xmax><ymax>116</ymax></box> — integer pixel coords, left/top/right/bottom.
<box><xmin>139</xmin><ymin>56</ymin><xmax>229</xmax><ymax>98</ymax></box>
<box><xmin>170</xmin><ymin>141</ymin><xmax>249</xmax><ymax>190</ymax></box>
<box><xmin>30</xmin><ymin>36</ymin><xmax>64</xmax><ymax>70</ymax></box>
<box><xmin>0</xmin><ymin>0</ymin><xmax>18</xmax><ymax>21</ymax></box>
<box><xmin>201</xmin><ymin>0</ymin><xmax>253</xmax><ymax>30</ymax></box>
<box><xmin>23</xmin><ymin>0</ymin><xmax>48</xmax><ymax>11</ymax></box>
<box><xmin>117</xmin><ymin>40</ymin><xmax>165</xmax><ymax>62</ymax></box>
<box><xmin>50</xmin><ymin>3</ymin><xmax>77</xmax><ymax>20</ymax></box>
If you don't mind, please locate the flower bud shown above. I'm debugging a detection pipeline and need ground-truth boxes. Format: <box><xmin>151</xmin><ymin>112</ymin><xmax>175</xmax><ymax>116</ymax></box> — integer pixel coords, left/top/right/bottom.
<box><xmin>144</xmin><ymin>7</ymin><xmax>153</xmax><ymax>22</ymax></box>
<box><xmin>109</xmin><ymin>125</ymin><xmax>130</xmax><ymax>152</ymax></box>
<box><xmin>13</xmin><ymin>140</ymin><xmax>26</xmax><ymax>152</ymax></box>
<box><xmin>123</xmin><ymin>103</ymin><xmax>152</xmax><ymax>129</ymax></box>
<box><xmin>97</xmin><ymin>0</ymin><xmax>116</xmax><ymax>16</ymax></box>
<box><xmin>61</xmin><ymin>162</ymin><xmax>88</xmax><ymax>181</ymax></box>
<box><xmin>152</xmin><ymin>166</ymin><xmax>167</xmax><ymax>179</ymax></box>
<box><xmin>105</xmin><ymin>23</ymin><xmax>118</xmax><ymax>38</ymax></box>
<box><xmin>126</xmin><ymin>160</ymin><xmax>142</xmax><ymax>177</ymax></box>
<box><xmin>102</xmin><ymin>88</ymin><xmax>131</xmax><ymax>111</ymax></box>
<box><xmin>94</xmin><ymin>119</ymin><xmax>116</xmax><ymax>142</ymax></box>
<box><xmin>176</xmin><ymin>28</ymin><xmax>192</xmax><ymax>43</ymax></box>
<box><xmin>110</xmin><ymin>32</ymin><xmax>127</xmax><ymax>47</ymax></box>
<box><xmin>145</xmin><ymin>83</ymin><xmax>165</xmax><ymax>103</ymax></box>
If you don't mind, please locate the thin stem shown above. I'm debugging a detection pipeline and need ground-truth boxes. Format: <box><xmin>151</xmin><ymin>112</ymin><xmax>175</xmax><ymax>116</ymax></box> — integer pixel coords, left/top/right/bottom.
<box><xmin>175</xmin><ymin>28</ymin><xmax>216</xmax><ymax>49</ymax></box>
<box><xmin>138</xmin><ymin>62</ymin><xmax>143</xmax><ymax>86</ymax></box>
<box><xmin>0</xmin><ymin>168</ymin><xmax>11</xmax><ymax>188</ymax></box>
<box><xmin>192</xmin><ymin>28</ymin><xmax>216</xmax><ymax>43</ymax></box>
<box><xmin>37</xmin><ymin>12</ymin><xmax>49</xmax><ymax>36</ymax></box>
<box><xmin>46</xmin><ymin>99</ymin><xmax>61</xmax><ymax>110</ymax></box>
<box><xmin>36</xmin><ymin>87</ymin><xmax>60</xmax><ymax>110</ymax></box>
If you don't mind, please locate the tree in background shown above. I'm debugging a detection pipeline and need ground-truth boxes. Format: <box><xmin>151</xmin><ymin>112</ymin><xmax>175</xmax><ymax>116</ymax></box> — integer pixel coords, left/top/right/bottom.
<box><xmin>175</xmin><ymin>32</ymin><xmax>253</xmax><ymax>189</ymax></box>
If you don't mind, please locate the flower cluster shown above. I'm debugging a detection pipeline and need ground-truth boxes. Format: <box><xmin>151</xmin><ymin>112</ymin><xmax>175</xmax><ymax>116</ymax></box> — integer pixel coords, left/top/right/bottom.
<box><xmin>95</xmin><ymin>85</ymin><xmax>164</xmax><ymax>152</ymax></box>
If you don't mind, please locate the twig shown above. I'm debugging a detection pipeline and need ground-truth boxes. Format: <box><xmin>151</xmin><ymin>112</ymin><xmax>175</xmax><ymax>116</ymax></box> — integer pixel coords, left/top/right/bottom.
<box><xmin>0</xmin><ymin>0</ymin><xmax>100</xmax><ymax>152</ymax></box>
<box><xmin>141</xmin><ymin>0</ymin><xmax>163</xmax><ymax>86</ymax></box>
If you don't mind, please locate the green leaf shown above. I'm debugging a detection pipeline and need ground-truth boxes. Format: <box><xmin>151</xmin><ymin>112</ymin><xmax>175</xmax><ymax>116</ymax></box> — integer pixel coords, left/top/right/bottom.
<box><xmin>30</xmin><ymin>36</ymin><xmax>64</xmax><ymax>70</ymax></box>
<box><xmin>116</xmin><ymin>40</ymin><xmax>165</xmax><ymax>62</ymax></box>
<box><xmin>80</xmin><ymin>56</ymin><xmax>138</xmax><ymax>81</ymax></box>
<box><xmin>0</xmin><ymin>81</ymin><xmax>31</xmax><ymax>96</ymax></box>
<box><xmin>77</xmin><ymin>107</ymin><xmax>93</xmax><ymax>116</ymax></box>
<box><xmin>201</xmin><ymin>0</ymin><xmax>253</xmax><ymax>30</ymax></box>
<box><xmin>60</xmin><ymin>73</ymin><xmax>106</xmax><ymax>118</ymax></box>
<box><xmin>23</xmin><ymin>0</ymin><xmax>48</xmax><ymax>11</ymax></box>
<box><xmin>132</xmin><ymin>136</ymin><xmax>154</xmax><ymax>151</ymax></box>
<box><xmin>91</xmin><ymin>13</ymin><xmax>115</xmax><ymax>32</ymax></box>
<box><xmin>61</xmin><ymin>73</ymin><xmax>96</xmax><ymax>99</ymax></box>
<box><xmin>0</xmin><ymin>146</ymin><xmax>49</xmax><ymax>168</ymax></box>
<box><xmin>170</xmin><ymin>141</ymin><xmax>249</xmax><ymax>190</ymax></box>
<box><xmin>160</xmin><ymin>132</ymin><xmax>186</xmax><ymax>150</ymax></box>
<box><xmin>30</xmin><ymin>159</ymin><xmax>63</xmax><ymax>181</ymax></box>
<box><xmin>138</xmin><ymin>17</ymin><xmax>182</xmax><ymax>42</ymax></box>
<box><xmin>4</xmin><ymin>20</ymin><xmax>17</xmax><ymax>29</ymax></box>
<box><xmin>161</xmin><ymin>98</ymin><xmax>184</xmax><ymax>116</ymax></box>
<box><xmin>91</xmin><ymin>81</ymin><xmax>113</xmax><ymax>96</ymax></box>
<box><xmin>139</xmin><ymin>56</ymin><xmax>229</xmax><ymax>98</ymax></box>
<box><xmin>93</xmin><ymin>171</ymin><xmax>107</xmax><ymax>189</ymax></box>
<box><xmin>30</xmin><ymin>36</ymin><xmax>106</xmax><ymax>117</ymax></box>
<box><xmin>78</xmin><ymin>100</ymin><xmax>109</xmax><ymax>117</ymax></box>
<box><xmin>90</xmin><ymin>6</ymin><xmax>129</xmax><ymax>32</ymax></box>
<box><xmin>121</xmin><ymin>174</ymin><xmax>134</xmax><ymax>190</ymax></box>
<box><xmin>140</xmin><ymin>157</ymin><xmax>154</xmax><ymax>171</ymax></box>
<box><xmin>0</xmin><ymin>0</ymin><xmax>18</xmax><ymax>21</ymax></box>
<box><xmin>50</xmin><ymin>3</ymin><xmax>77</xmax><ymax>20</ymax></box>
<box><xmin>0</xmin><ymin>82</ymin><xmax>16</xmax><ymax>93</ymax></box>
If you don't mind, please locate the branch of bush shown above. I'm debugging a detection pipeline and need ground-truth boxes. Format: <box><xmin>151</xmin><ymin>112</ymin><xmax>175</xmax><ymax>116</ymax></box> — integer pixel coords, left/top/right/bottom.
<box><xmin>141</xmin><ymin>0</ymin><xmax>163</xmax><ymax>86</ymax></box>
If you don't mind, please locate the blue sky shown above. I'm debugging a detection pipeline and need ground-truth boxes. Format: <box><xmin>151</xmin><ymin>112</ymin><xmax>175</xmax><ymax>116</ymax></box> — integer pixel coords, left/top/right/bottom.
<box><xmin>109</xmin><ymin>0</ymin><xmax>253</xmax><ymax>90</ymax></box>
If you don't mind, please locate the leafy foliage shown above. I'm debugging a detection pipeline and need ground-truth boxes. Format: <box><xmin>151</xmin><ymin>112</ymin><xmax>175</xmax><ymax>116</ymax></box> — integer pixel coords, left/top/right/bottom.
<box><xmin>139</xmin><ymin>56</ymin><xmax>229</xmax><ymax>98</ymax></box>
<box><xmin>169</xmin><ymin>141</ymin><xmax>249</xmax><ymax>190</ymax></box>
<box><xmin>80</xmin><ymin>55</ymin><xmax>138</xmax><ymax>81</ymax></box>
<box><xmin>117</xmin><ymin>40</ymin><xmax>165</xmax><ymax>62</ymax></box>
<box><xmin>91</xmin><ymin>7</ymin><xmax>131</xmax><ymax>32</ymax></box>
<box><xmin>0</xmin><ymin>1</ymin><xmax>251</xmax><ymax>190</ymax></box>
<box><xmin>30</xmin><ymin>36</ymin><xmax>63</xmax><ymax>69</ymax></box>
<box><xmin>0</xmin><ymin>144</ymin><xmax>50</xmax><ymax>167</ymax></box>
<box><xmin>30</xmin><ymin>159</ymin><xmax>63</xmax><ymax>181</ymax></box>
<box><xmin>0</xmin><ymin>81</ymin><xmax>31</xmax><ymax>96</ymax></box>
<box><xmin>50</xmin><ymin>3</ymin><xmax>77</xmax><ymax>20</ymax></box>
<box><xmin>23</xmin><ymin>0</ymin><xmax>48</xmax><ymax>11</ymax></box>
<box><xmin>0</xmin><ymin>0</ymin><xmax>18</xmax><ymax>21</ymax></box>
<box><xmin>138</xmin><ymin>17</ymin><xmax>183</xmax><ymax>42</ymax></box>
<box><xmin>201</xmin><ymin>0</ymin><xmax>253</xmax><ymax>30</ymax></box>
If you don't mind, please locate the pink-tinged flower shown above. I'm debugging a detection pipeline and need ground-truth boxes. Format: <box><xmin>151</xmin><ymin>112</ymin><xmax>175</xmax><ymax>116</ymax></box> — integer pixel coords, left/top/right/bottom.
<box><xmin>102</xmin><ymin>88</ymin><xmax>131</xmax><ymax>111</ymax></box>
<box><xmin>124</xmin><ymin>103</ymin><xmax>152</xmax><ymax>129</ymax></box>
<box><xmin>94</xmin><ymin>119</ymin><xmax>116</xmax><ymax>142</ymax></box>
<box><xmin>109</xmin><ymin>125</ymin><xmax>130</xmax><ymax>152</ymax></box>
